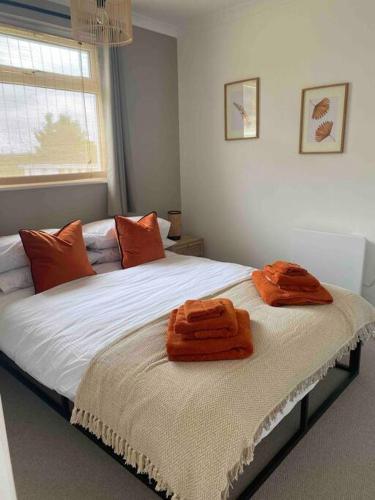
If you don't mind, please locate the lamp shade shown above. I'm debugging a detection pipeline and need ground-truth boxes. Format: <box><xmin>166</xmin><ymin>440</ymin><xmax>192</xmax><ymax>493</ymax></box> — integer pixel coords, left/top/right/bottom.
<box><xmin>70</xmin><ymin>0</ymin><xmax>133</xmax><ymax>47</ymax></box>
<box><xmin>168</xmin><ymin>211</ymin><xmax>182</xmax><ymax>241</ymax></box>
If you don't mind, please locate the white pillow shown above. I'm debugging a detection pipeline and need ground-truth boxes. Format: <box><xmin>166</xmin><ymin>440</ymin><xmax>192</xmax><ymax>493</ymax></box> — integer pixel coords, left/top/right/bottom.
<box><xmin>83</xmin><ymin>217</ymin><xmax>174</xmax><ymax>250</ymax></box>
<box><xmin>82</xmin><ymin>219</ymin><xmax>117</xmax><ymax>250</ymax></box>
<box><xmin>87</xmin><ymin>250</ymin><xmax>100</xmax><ymax>265</ymax></box>
<box><xmin>0</xmin><ymin>253</ymin><xmax>121</xmax><ymax>294</ymax></box>
<box><xmin>0</xmin><ymin>229</ymin><xmax>57</xmax><ymax>274</ymax></box>
<box><xmin>0</xmin><ymin>267</ymin><xmax>33</xmax><ymax>294</ymax></box>
<box><xmin>87</xmin><ymin>247</ymin><xmax>121</xmax><ymax>265</ymax></box>
<box><xmin>0</xmin><ymin>246</ymin><xmax>98</xmax><ymax>294</ymax></box>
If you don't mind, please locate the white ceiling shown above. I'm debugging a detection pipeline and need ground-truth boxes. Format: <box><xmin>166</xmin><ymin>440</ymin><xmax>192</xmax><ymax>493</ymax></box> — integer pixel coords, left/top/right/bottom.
<box><xmin>53</xmin><ymin>0</ymin><xmax>252</xmax><ymax>36</ymax></box>
<box><xmin>131</xmin><ymin>0</ymin><xmax>250</xmax><ymax>26</ymax></box>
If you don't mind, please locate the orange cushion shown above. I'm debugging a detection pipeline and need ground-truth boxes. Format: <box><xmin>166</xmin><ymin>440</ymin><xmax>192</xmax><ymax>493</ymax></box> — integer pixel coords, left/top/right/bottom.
<box><xmin>115</xmin><ymin>212</ymin><xmax>165</xmax><ymax>269</ymax></box>
<box><xmin>19</xmin><ymin>220</ymin><xmax>96</xmax><ymax>294</ymax></box>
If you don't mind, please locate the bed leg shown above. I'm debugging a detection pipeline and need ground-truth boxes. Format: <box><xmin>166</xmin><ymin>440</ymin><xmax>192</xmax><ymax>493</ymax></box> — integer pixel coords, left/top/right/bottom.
<box><xmin>61</xmin><ymin>397</ymin><xmax>71</xmax><ymax>420</ymax></box>
<box><xmin>349</xmin><ymin>341</ymin><xmax>361</xmax><ymax>375</ymax></box>
<box><xmin>300</xmin><ymin>394</ymin><xmax>309</xmax><ymax>431</ymax></box>
<box><xmin>336</xmin><ymin>341</ymin><xmax>362</xmax><ymax>373</ymax></box>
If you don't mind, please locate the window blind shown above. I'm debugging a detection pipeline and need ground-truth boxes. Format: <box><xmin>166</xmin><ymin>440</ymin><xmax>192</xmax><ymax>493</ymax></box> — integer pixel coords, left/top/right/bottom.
<box><xmin>0</xmin><ymin>24</ymin><xmax>106</xmax><ymax>185</ymax></box>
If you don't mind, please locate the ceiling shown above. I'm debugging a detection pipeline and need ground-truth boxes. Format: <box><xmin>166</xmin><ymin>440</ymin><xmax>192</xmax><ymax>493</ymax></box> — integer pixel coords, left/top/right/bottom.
<box><xmin>131</xmin><ymin>0</ymin><xmax>250</xmax><ymax>26</ymax></box>
<box><xmin>53</xmin><ymin>0</ymin><xmax>252</xmax><ymax>33</ymax></box>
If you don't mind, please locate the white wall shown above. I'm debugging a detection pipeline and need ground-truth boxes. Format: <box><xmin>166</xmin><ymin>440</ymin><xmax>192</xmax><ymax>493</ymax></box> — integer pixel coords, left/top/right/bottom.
<box><xmin>178</xmin><ymin>0</ymin><xmax>375</xmax><ymax>304</ymax></box>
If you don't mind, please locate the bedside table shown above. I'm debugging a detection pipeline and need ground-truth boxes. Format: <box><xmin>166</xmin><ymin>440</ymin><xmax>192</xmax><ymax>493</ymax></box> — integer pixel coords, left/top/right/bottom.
<box><xmin>168</xmin><ymin>236</ymin><xmax>204</xmax><ymax>257</ymax></box>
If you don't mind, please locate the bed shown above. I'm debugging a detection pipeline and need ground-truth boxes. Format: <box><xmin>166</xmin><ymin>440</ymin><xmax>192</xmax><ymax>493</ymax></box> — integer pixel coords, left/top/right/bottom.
<box><xmin>0</xmin><ymin>251</ymin><xmax>374</xmax><ymax>499</ymax></box>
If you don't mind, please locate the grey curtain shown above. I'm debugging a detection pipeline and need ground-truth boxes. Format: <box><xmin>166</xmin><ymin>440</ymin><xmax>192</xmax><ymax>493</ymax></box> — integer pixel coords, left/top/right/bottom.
<box><xmin>100</xmin><ymin>47</ymin><xmax>130</xmax><ymax>215</ymax></box>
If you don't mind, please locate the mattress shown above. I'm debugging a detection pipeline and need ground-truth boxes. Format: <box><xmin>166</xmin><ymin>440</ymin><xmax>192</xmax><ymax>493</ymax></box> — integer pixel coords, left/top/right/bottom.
<box><xmin>0</xmin><ymin>253</ymin><xmax>317</xmax><ymax>445</ymax></box>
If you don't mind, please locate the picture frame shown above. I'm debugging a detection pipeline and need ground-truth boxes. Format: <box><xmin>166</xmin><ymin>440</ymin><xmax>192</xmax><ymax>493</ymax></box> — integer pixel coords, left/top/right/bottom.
<box><xmin>225</xmin><ymin>77</ymin><xmax>259</xmax><ymax>140</ymax></box>
<box><xmin>299</xmin><ymin>82</ymin><xmax>349</xmax><ymax>154</ymax></box>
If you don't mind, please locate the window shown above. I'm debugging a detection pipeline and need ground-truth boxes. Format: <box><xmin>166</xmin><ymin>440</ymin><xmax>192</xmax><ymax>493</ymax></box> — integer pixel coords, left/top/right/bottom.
<box><xmin>0</xmin><ymin>25</ymin><xmax>106</xmax><ymax>186</ymax></box>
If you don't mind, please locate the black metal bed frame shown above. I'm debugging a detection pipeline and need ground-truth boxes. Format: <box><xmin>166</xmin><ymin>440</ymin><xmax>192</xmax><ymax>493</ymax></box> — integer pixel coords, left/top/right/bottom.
<box><xmin>0</xmin><ymin>343</ymin><xmax>362</xmax><ymax>499</ymax></box>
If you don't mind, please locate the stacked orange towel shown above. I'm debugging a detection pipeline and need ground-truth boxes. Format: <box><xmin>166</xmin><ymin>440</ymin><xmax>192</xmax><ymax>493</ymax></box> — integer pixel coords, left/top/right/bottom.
<box><xmin>167</xmin><ymin>299</ymin><xmax>253</xmax><ymax>362</ymax></box>
<box><xmin>264</xmin><ymin>265</ymin><xmax>320</xmax><ymax>291</ymax></box>
<box><xmin>184</xmin><ymin>299</ymin><xmax>226</xmax><ymax>321</ymax></box>
<box><xmin>175</xmin><ymin>298</ymin><xmax>238</xmax><ymax>339</ymax></box>
<box><xmin>268</xmin><ymin>261</ymin><xmax>308</xmax><ymax>276</ymax></box>
<box><xmin>253</xmin><ymin>261</ymin><xmax>333</xmax><ymax>307</ymax></box>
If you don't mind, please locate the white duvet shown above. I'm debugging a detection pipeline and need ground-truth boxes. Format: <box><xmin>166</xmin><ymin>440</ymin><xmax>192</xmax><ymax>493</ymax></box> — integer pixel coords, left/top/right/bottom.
<box><xmin>0</xmin><ymin>252</ymin><xmax>252</xmax><ymax>400</ymax></box>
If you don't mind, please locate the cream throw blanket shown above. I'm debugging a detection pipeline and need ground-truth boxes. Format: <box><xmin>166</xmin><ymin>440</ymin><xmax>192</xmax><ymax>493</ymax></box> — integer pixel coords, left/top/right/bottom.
<box><xmin>71</xmin><ymin>280</ymin><xmax>375</xmax><ymax>500</ymax></box>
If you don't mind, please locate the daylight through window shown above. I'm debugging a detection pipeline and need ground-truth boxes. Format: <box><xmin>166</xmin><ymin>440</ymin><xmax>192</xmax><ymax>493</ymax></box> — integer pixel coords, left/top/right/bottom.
<box><xmin>0</xmin><ymin>25</ymin><xmax>106</xmax><ymax>185</ymax></box>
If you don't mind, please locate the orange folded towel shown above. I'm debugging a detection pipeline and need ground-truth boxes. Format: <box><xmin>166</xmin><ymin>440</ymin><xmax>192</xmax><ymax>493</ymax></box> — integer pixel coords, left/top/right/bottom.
<box><xmin>175</xmin><ymin>298</ymin><xmax>238</xmax><ymax>339</ymax></box>
<box><xmin>252</xmin><ymin>270</ymin><xmax>333</xmax><ymax>307</ymax></box>
<box><xmin>270</xmin><ymin>261</ymin><xmax>308</xmax><ymax>276</ymax></box>
<box><xmin>184</xmin><ymin>299</ymin><xmax>226</xmax><ymax>322</ymax></box>
<box><xmin>264</xmin><ymin>265</ymin><xmax>320</xmax><ymax>291</ymax></box>
<box><xmin>167</xmin><ymin>308</ymin><xmax>253</xmax><ymax>362</ymax></box>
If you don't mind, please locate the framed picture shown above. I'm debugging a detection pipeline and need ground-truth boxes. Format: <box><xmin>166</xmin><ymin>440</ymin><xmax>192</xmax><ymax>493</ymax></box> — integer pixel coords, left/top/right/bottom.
<box><xmin>225</xmin><ymin>77</ymin><xmax>259</xmax><ymax>140</ymax></box>
<box><xmin>299</xmin><ymin>83</ymin><xmax>349</xmax><ymax>154</ymax></box>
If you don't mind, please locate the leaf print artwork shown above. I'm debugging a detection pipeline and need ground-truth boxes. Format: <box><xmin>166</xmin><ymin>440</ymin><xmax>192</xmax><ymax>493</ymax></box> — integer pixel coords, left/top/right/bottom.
<box><xmin>225</xmin><ymin>77</ymin><xmax>259</xmax><ymax>139</ymax></box>
<box><xmin>312</xmin><ymin>98</ymin><xmax>330</xmax><ymax>120</ymax></box>
<box><xmin>300</xmin><ymin>83</ymin><xmax>348</xmax><ymax>153</ymax></box>
<box><xmin>315</xmin><ymin>121</ymin><xmax>334</xmax><ymax>142</ymax></box>
<box><xmin>233</xmin><ymin>102</ymin><xmax>250</xmax><ymax>127</ymax></box>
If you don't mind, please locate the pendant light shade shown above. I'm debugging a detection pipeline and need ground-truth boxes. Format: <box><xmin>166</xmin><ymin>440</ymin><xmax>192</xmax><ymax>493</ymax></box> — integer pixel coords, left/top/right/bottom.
<box><xmin>70</xmin><ymin>0</ymin><xmax>133</xmax><ymax>47</ymax></box>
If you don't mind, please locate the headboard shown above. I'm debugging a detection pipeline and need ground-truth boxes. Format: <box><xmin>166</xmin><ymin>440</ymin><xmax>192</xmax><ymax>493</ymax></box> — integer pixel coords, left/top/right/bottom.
<box><xmin>0</xmin><ymin>183</ymin><xmax>108</xmax><ymax>236</ymax></box>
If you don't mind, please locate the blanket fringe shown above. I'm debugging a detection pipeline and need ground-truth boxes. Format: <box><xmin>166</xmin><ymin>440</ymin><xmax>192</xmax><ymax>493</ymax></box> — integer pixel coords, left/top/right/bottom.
<box><xmin>222</xmin><ymin>322</ymin><xmax>375</xmax><ymax>500</ymax></box>
<box><xmin>70</xmin><ymin>323</ymin><xmax>375</xmax><ymax>500</ymax></box>
<box><xmin>70</xmin><ymin>407</ymin><xmax>181</xmax><ymax>499</ymax></box>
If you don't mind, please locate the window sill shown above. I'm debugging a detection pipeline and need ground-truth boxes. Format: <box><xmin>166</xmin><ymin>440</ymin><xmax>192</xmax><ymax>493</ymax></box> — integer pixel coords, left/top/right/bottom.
<box><xmin>0</xmin><ymin>178</ymin><xmax>108</xmax><ymax>192</ymax></box>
